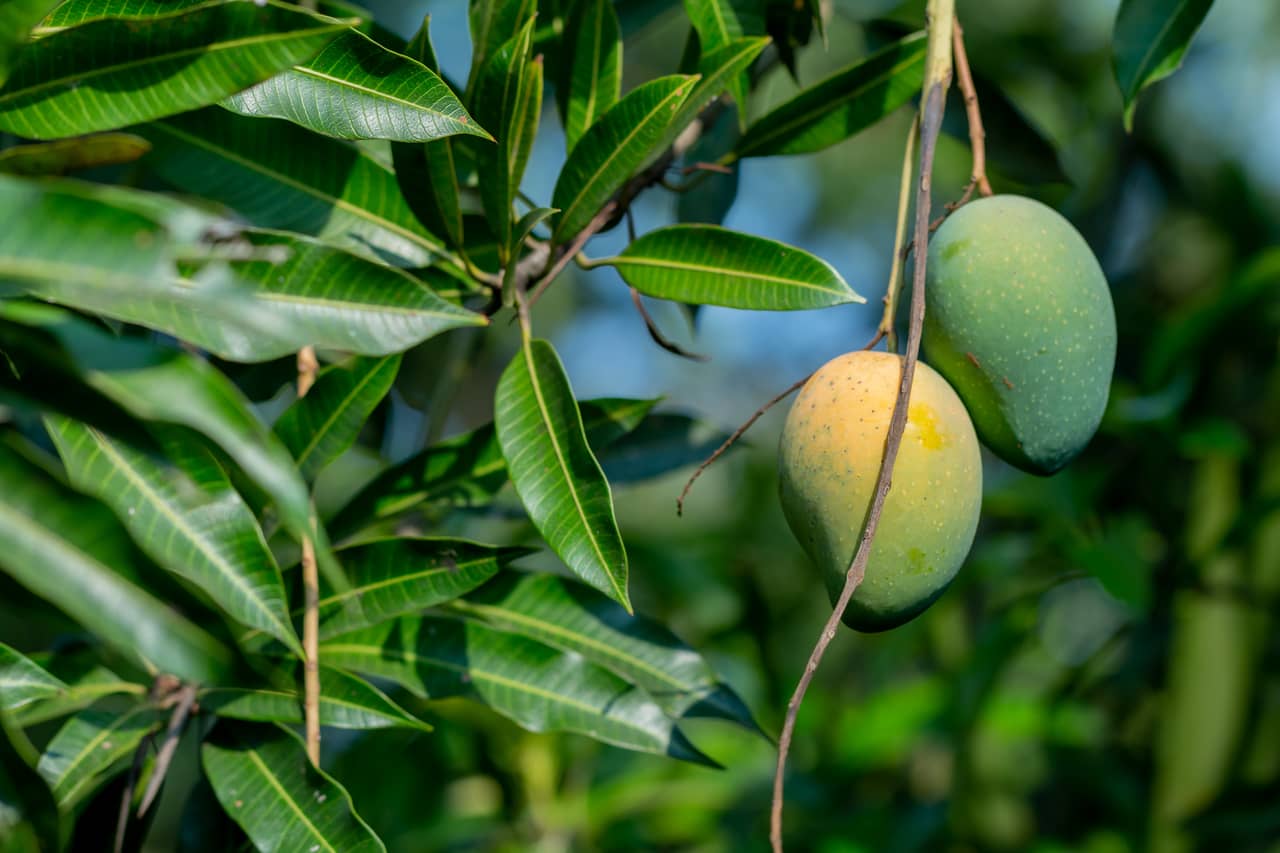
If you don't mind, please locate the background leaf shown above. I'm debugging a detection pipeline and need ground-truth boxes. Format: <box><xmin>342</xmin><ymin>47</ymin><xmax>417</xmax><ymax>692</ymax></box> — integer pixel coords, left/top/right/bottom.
<box><xmin>467</xmin><ymin>0</ymin><xmax>536</xmax><ymax>88</ymax></box>
<box><xmin>0</xmin><ymin>643</ymin><xmax>67</xmax><ymax>711</ymax></box>
<box><xmin>0</xmin><ymin>1</ymin><xmax>348</xmax><ymax>138</ymax></box>
<box><xmin>201</xmin><ymin>667</ymin><xmax>430</xmax><ymax>732</ymax></box>
<box><xmin>0</xmin><ymin>714</ymin><xmax>60</xmax><ymax>853</ymax></box>
<box><xmin>1113</xmin><ymin>0</ymin><xmax>1215</xmax><ymax>128</ymax></box>
<box><xmin>0</xmin><ymin>0</ymin><xmax>58</xmax><ymax>85</ymax></box>
<box><xmin>598</xmin><ymin>224</ymin><xmax>861</xmax><ymax>309</ymax></box>
<box><xmin>559</xmin><ymin>0</ymin><xmax>623</xmax><ymax>152</ymax></box>
<box><xmin>495</xmin><ymin>339</ymin><xmax>630</xmax><ymax>609</ymax></box>
<box><xmin>0</xmin><ymin>132</ymin><xmax>150</xmax><ymax>176</ymax></box>
<box><xmin>202</xmin><ymin>721</ymin><xmax>385</xmax><ymax>853</ymax></box>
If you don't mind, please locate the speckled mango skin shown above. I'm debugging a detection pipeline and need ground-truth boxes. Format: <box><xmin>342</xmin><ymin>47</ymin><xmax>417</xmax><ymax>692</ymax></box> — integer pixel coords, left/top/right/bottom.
<box><xmin>924</xmin><ymin>195</ymin><xmax>1117</xmax><ymax>474</ymax></box>
<box><xmin>778</xmin><ymin>351</ymin><xmax>982</xmax><ymax>632</ymax></box>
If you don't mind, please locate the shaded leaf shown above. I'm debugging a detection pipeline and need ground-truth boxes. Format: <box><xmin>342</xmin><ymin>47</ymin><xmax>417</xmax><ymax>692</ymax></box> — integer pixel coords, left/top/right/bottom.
<box><xmin>1113</xmin><ymin>0</ymin><xmax>1214</xmax><ymax>129</ymax></box>
<box><xmin>559</xmin><ymin>0</ymin><xmax>623</xmax><ymax>152</ymax></box>
<box><xmin>681</xmin><ymin>0</ymin><xmax>764</xmax><ymax>127</ymax></box>
<box><xmin>0</xmin><ymin>643</ymin><xmax>66</xmax><ymax>711</ymax></box>
<box><xmin>448</xmin><ymin>572</ymin><xmax>762</xmax><ymax>728</ymax></box>
<box><xmin>38</xmin><ymin>704</ymin><xmax>162</xmax><ymax>808</ymax></box>
<box><xmin>0</xmin><ymin>443</ymin><xmax>232</xmax><ymax>683</ymax></box>
<box><xmin>202</xmin><ymin>721</ymin><xmax>384</xmax><ymax>853</ymax></box>
<box><xmin>275</xmin><ymin>355</ymin><xmax>401</xmax><ymax>482</ymax></box>
<box><xmin>734</xmin><ymin>31</ymin><xmax>926</xmax><ymax>158</ymax></box>
<box><xmin>551</xmin><ymin>74</ymin><xmax>698</xmax><ymax>242</ymax></box>
<box><xmin>322</xmin><ymin>616</ymin><xmax>717</xmax><ymax>765</ymax></box>
<box><xmin>0</xmin><ymin>713</ymin><xmax>60</xmax><ymax>853</ymax></box>
<box><xmin>495</xmin><ymin>339</ymin><xmax>629</xmax><ymax>609</ymax></box>
<box><xmin>201</xmin><ymin>667</ymin><xmax>430</xmax><ymax>732</ymax></box>
<box><xmin>598</xmin><ymin>224</ymin><xmax>861</xmax><ymax>309</ymax></box>
<box><xmin>0</xmin><ymin>1</ymin><xmax>349</xmax><ymax>139</ymax></box>
<box><xmin>672</xmin><ymin>37</ymin><xmax>768</xmax><ymax>143</ymax></box>
<box><xmin>467</xmin><ymin>0</ymin><xmax>536</xmax><ymax>87</ymax></box>
<box><xmin>676</xmin><ymin>109</ymin><xmax>740</xmax><ymax>224</ymax></box>
<box><xmin>46</xmin><ymin>417</ymin><xmax>301</xmax><ymax>655</ymax></box>
<box><xmin>0</xmin><ymin>0</ymin><xmax>58</xmax><ymax>85</ymax></box>
<box><xmin>225</xmin><ymin>29</ymin><xmax>489</xmax><ymax>142</ymax></box>
<box><xmin>941</xmin><ymin>75</ymin><xmax>1070</xmax><ymax>188</ymax></box>
<box><xmin>16</xmin><ymin>659</ymin><xmax>145</xmax><ymax>727</ymax></box>
<box><xmin>0</xmin><ymin>132</ymin><xmax>150</xmax><ymax>175</ymax></box>
<box><xmin>598</xmin><ymin>412</ymin><xmax>733</xmax><ymax>483</ymax></box>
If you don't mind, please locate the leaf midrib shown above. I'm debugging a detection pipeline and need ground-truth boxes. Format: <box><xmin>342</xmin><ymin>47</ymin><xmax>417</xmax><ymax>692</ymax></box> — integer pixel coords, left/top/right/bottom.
<box><xmin>292</xmin><ymin>358</ymin><xmax>392</xmax><ymax>472</ymax></box>
<box><xmin>243</xmin><ymin>745</ymin><xmax>337</xmax><ymax>853</ymax></box>
<box><xmin>611</xmin><ymin>254</ymin><xmax>846</xmax><ymax>295</ymax></box>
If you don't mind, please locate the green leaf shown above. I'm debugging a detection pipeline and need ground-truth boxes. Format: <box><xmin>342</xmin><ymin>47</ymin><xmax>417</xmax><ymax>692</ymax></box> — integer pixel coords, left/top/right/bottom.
<box><xmin>224</xmin><ymin>29</ymin><xmax>489</xmax><ymax>142</ymax></box>
<box><xmin>322</xmin><ymin>616</ymin><xmax>717</xmax><ymax>764</ymax></box>
<box><xmin>313</xmin><ymin>538</ymin><xmax>530</xmax><ymax>639</ymax></box>
<box><xmin>201</xmin><ymin>667</ymin><xmax>430</xmax><ymax>732</ymax></box>
<box><xmin>550</xmin><ymin>74</ymin><xmax>698</xmax><ymax>242</ymax></box>
<box><xmin>0</xmin><ymin>443</ymin><xmax>232</xmax><ymax>683</ymax></box>
<box><xmin>16</xmin><ymin>659</ymin><xmax>145</xmax><ymax>727</ymax></box>
<box><xmin>597</xmin><ymin>412</ymin><xmax>733</xmax><ymax>484</ymax></box>
<box><xmin>559</xmin><ymin>0</ymin><xmax>623</xmax><ymax>152</ymax></box>
<box><xmin>467</xmin><ymin>0</ymin><xmax>536</xmax><ymax>88</ymax></box>
<box><xmin>681</xmin><ymin>0</ymin><xmax>764</xmax><ymax>127</ymax></box>
<box><xmin>495</xmin><ymin>339</ymin><xmax>629</xmax><ymax>609</ymax></box>
<box><xmin>0</xmin><ymin>713</ymin><xmax>60</xmax><ymax>853</ymax></box>
<box><xmin>447</xmin><ymin>572</ymin><xmax>761</xmax><ymax>728</ymax></box>
<box><xmin>596</xmin><ymin>224</ymin><xmax>861</xmax><ymax>309</ymax></box>
<box><xmin>676</xmin><ymin>110</ymin><xmax>739</xmax><ymax>224</ymax></box>
<box><xmin>734</xmin><ymin>31</ymin><xmax>927</xmax><ymax>158</ymax></box>
<box><xmin>673</xmin><ymin>36</ymin><xmax>769</xmax><ymax>136</ymax></box>
<box><xmin>46</xmin><ymin>417</ymin><xmax>301</xmax><ymax>656</ymax></box>
<box><xmin>1113</xmin><ymin>0</ymin><xmax>1214</xmax><ymax>129</ymax></box>
<box><xmin>38</xmin><ymin>705</ymin><xmax>162</xmax><ymax>808</ymax></box>
<box><xmin>0</xmin><ymin>132</ymin><xmax>151</xmax><ymax>176</ymax></box>
<box><xmin>202</xmin><ymin>721</ymin><xmax>385</xmax><ymax>853</ymax></box>
<box><xmin>0</xmin><ymin>644</ymin><xmax>67</xmax><ymax>711</ymax></box>
<box><xmin>275</xmin><ymin>355</ymin><xmax>400</xmax><ymax>483</ymax></box>
<box><xmin>0</xmin><ymin>0</ymin><xmax>58</xmax><ymax>85</ymax></box>
<box><xmin>40</xmin><ymin>0</ymin><xmax>211</xmax><ymax>27</ymax></box>
<box><xmin>0</xmin><ymin>1</ymin><xmax>349</xmax><ymax>139</ymax></box>
<box><xmin>471</xmin><ymin>20</ymin><xmax>540</xmax><ymax>257</ymax></box>
<box><xmin>327</xmin><ymin>397</ymin><xmax>658</xmax><ymax>541</ymax></box>
<box><xmin>136</xmin><ymin>108</ymin><xmax>454</xmax><ymax>269</ymax></box>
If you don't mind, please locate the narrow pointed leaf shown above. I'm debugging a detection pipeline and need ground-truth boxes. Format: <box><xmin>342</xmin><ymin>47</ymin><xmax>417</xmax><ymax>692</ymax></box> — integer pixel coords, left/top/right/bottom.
<box><xmin>598</xmin><ymin>224</ymin><xmax>861</xmax><ymax>309</ymax></box>
<box><xmin>734</xmin><ymin>31</ymin><xmax>927</xmax><ymax>158</ymax></box>
<box><xmin>16</xmin><ymin>663</ymin><xmax>146</xmax><ymax>727</ymax></box>
<box><xmin>275</xmin><ymin>355</ymin><xmax>400</xmax><ymax>482</ymax></box>
<box><xmin>46</xmin><ymin>418</ymin><xmax>301</xmax><ymax>655</ymax></box>
<box><xmin>38</xmin><ymin>705</ymin><xmax>162</xmax><ymax>808</ymax></box>
<box><xmin>136</xmin><ymin>108</ymin><xmax>454</xmax><ymax>269</ymax></box>
<box><xmin>0</xmin><ymin>1</ymin><xmax>349</xmax><ymax>139</ymax></box>
<box><xmin>467</xmin><ymin>0</ymin><xmax>536</xmax><ymax>87</ymax></box>
<box><xmin>224</xmin><ymin>29</ymin><xmax>489</xmax><ymax>142</ymax></box>
<box><xmin>597</xmin><ymin>412</ymin><xmax>734</xmax><ymax>483</ymax></box>
<box><xmin>201</xmin><ymin>667</ymin><xmax>430</xmax><ymax>732</ymax></box>
<box><xmin>0</xmin><ymin>716</ymin><xmax>60</xmax><ymax>853</ymax></box>
<box><xmin>495</xmin><ymin>339</ymin><xmax>629</xmax><ymax>609</ymax></box>
<box><xmin>322</xmin><ymin>616</ymin><xmax>717</xmax><ymax>764</ymax></box>
<box><xmin>0</xmin><ymin>644</ymin><xmax>67</xmax><ymax>711</ymax></box>
<box><xmin>202</xmin><ymin>722</ymin><xmax>385</xmax><ymax>853</ymax></box>
<box><xmin>449</xmin><ymin>572</ymin><xmax>762</xmax><ymax>729</ymax></box>
<box><xmin>675</xmin><ymin>37</ymin><xmax>769</xmax><ymax>132</ymax></box>
<box><xmin>328</xmin><ymin>398</ymin><xmax>658</xmax><ymax>540</ymax></box>
<box><xmin>1113</xmin><ymin>0</ymin><xmax>1214</xmax><ymax>129</ymax></box>
<box><xmin>681</xmin><ymin>0</ymin><xmax>763</xmax><ymax>126</ymax></box>
<box><xmin>0</xmin><ymin>443</ymin><xmax>232</xmax><ymax>683</ymax></box>
<box><xmin>40</xmin><ymin>0</ymin><xmax>216</xmax><ymax>28</ymax></box>
<box><xmin>551</xmin><ymin>75</ymin><xmax>698</xmax><ymax>242</ymax></box>
<box><xmin>560</xmin><ymin>0</ymin><xmax>622</xmax><ymax>151</ymax></box>
<box><xmin>0</xmin><ymin>132</ymin><xmax>150</xmax><ymax>176</ymax></box>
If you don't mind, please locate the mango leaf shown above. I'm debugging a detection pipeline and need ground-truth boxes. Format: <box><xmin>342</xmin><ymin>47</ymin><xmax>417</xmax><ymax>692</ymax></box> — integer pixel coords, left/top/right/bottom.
<box><xmin>0</xmin><ymin>0</ymin><xmax>58</xmax><ymax>85</ymax></box>
<box><xmin>40</xmin><ymin>0</ymin><xmax>214</xmax><ymax>27</ymax></box>
<box><xmin>1113</xmin><ymin>0</ymin><xmax>1214</xmax><ymax>129</ymax></box>
<box><xmin>467</xmin><ymin>0</ymin><xmax>536</xmax><ymax>88</ymax></box>
<box><xmin>46</xmin><ymin>418</ymin><xmax>301</xmax><ymax>656</ymax></box>
<box><xmin>327</xmin><ymin>398</ymin><xmax>657</xmax><ymax>541</ymax></box>
<box><xmin>550</xmin><ymin>74</ymin><xmax>698</xmax><ymax>242</ymax></box>
<box><xmin>202</xmin><ymin>721</ymin><xmax>385</xmax><ymax>853</ymax></box>
<box><xmin>322</xmin><ymin>616</ymin><xmax>717</xmax><ymax>765</ymax></box>
<box><xmin>137</xmin><ymin>108</ymin><xmax>455</xmax><ymax>269</ymax></box>
<box><xmin>37</xmin><ymin>705</ymin><xmax>162</xmax><ymax>808</ymax></box>
<box><xmin>941</xmin><ymin>75</ymin><xmax>1070</xmax><ymax>188</ymax></box>
<box><xmin>596</xmin><ymin>224</ymin><xmax>861</xmax><ymax>309</ymax></box>
<box><xmin>0</xmin><ymin>1</ymin><xmax>349</xmax><ymax>139</ymax></box>
<box><xmin>471</xmin><ymin>20</ymin><xmax>540</xmax><ymax>257</ymax></box>
<box><xmin>0</xmin><ymin>715</ymin><xmax>60</xmax><ymax>853</ymax></box>
<box><xmin>201</xmin><ymin>667</ymin><xmax>430</xmax><ymax>732</ymax></box>
<box><xmin>672</xmin><ymin>36</ymin><xmax>769</xmax><ymax>138</ymax></box>
<box><xmin>0</xmin><ymin>643</ymin><xmax>66</xmax><ymax>711</ymax></box>
<box><xmin>0</xmin><ymin>443</ymin><xmax>232</xmax><ymax>683</ymax></box>
<box><xmin>275</xmin><ymin>355</ymin><xmax>400</xmax><ymax>483</ymax></box>
<box><xmin>681</xmin><ymin>0</ymin><xmax>764</xmax><ymax>127</ymax></box>
<box><xmin>0</xmin><ymin>131</ymin><xmax>150</xmax><ymax>175</ymax></box>
<box><xmin>495</xmin><ymin>339</ymin><xmax>629</xmax><ymax>609</ymax></box>
<box><xmin>16</xmin><ymin>660</ymin><xmax>145</xmax><ymax>727</ymax></box>
<box><xmin>676</xmin><ymin>110</ymin><xmax>739</xmax><ymax>224</ymax></box>
<box><xmin>448</xmin><ymin>572</ymin><xmax>762</xmax><ymax>729</ymax></box>
<box><xmin>559</xmin><ymin>0</ymin><xmax>623</xmax><ymax>152</ymax></box>
<box><xmin>597</xmin><ymin>412</ymin><xmax>733</xmax><ymax>483</ymax></box>
<box><xmin>734</xmin><ymin>31</ymin><xmax>926</xmax><ymax>158</ymax></box>
<box><xmin>225</xmin><ymin>29</ymin><xmax>489</xmax><ymax>142</ymax></box>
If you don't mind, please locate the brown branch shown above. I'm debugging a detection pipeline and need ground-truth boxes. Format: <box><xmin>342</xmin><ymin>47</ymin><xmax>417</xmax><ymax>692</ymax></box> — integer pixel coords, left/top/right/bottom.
<box><xmin>296</xmin><ymin>345</ymin><xmax>321</xmax><ymax>767</ymax></box>
<box><xmin>882</xmin><ymin>113</ymin><xmax>919</xmax><ymax>354</ymax></box>
<box><xmin>769</xmin><ymin>6</ymin><xmax>953</xmax><ymax>846</ymax></box>
<box><xmin>631</xmin><ymin>290</ymin><xmax>709</xmax><ymax>362</ymax></box>
<box><xmin>525</xmin><ymin>202</ymin><xmax>617</xmax><ymax>308</ymax></box>
<box><xmin>137</xmin><ymin>684</ymin><xmax>198</xmax><ymax>817</ymax></box>
<box><xmin>952</xmin><ymin>20</ymin><xmax>993</xmax><ymax>199</ymax></box>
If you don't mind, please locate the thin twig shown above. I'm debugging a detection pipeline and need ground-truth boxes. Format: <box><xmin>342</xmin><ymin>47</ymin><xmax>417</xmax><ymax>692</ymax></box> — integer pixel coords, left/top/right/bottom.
<box><xmin>525</xmin><ymin>202</ymin><xmax>617</xmax><ymax>307</ymax></box>
<box><xmin>952</xmin><ymin>20</ymin><xmax>993</xmax><ymax>199</ymax></box>
<box><xmin>137</xmin><ymin>684</ymin><xmax>198</xmax><ymax>817</ymax></box>
<box><xmin>769</xmin><ymin>1</ymin><xmax>954</xmax><ymax>847</ymax></box>
<box><xmin>882</xmin><ymin>113</ymin><xmax>919</xmax><ymax>354</ymax></box>
<box><xmin>296</xmin><ymin>345</ymin><xmax>321</xmax><ymax>767</ymax></box>
<box><xmin>630</xmin><ymin>288</ymin><xmax>711</xmax><ymax>361</ymax></box>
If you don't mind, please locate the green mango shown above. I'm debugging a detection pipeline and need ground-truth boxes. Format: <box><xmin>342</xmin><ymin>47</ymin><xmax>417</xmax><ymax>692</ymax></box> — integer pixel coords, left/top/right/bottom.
<box><xmin>778</xmin><ymin>351</ymin><xmax>983</xmax><ymax>631</ymax></box>
<box><xmin>924</xmin><ymin>195</ymin><xmax>1116</xmax><ymax>474</ymax></box>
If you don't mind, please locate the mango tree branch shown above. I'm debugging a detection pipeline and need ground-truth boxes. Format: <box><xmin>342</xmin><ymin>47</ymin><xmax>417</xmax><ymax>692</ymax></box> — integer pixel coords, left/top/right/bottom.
<box><xmin>769</xmin><ymin>1</ymin><xmax>954</xmax><ymax>848</ymax></box>
<box><xmin>882</xmin><ymin>112</ymin><xmax>920</xmax><ymax>354</ymax></box>
<box><xmin>297</xmin><ymin>345</ymin><xmax>321</xmax><ymax>767</ymax></box>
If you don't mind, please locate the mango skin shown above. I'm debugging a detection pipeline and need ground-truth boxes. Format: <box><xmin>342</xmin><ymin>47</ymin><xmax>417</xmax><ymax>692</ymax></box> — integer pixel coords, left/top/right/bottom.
<box><xmin>778</xmin><ymin>351</ymin><xmax>982</xmax><ymax>632</ymax></box>
<box><xmin>924</xmin><ymin>195</ymin><xmax>1117</xmax><ymax>474</ymax></box>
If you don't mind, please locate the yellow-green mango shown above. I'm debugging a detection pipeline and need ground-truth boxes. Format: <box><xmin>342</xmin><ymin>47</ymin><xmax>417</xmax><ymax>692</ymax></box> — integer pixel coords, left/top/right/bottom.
<box><xmin>778</xmin><ymin>351</ymin><xmax>983</xmax><ymax>631</ymax></box>
<box><xmin>924</xmin><ymin>195</ymin><xmax>1116</xmax><ymax>474</ymax></box>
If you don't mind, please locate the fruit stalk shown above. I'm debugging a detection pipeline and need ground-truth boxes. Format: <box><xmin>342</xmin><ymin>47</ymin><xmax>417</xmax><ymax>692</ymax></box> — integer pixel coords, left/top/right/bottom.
<box><xmin>769</xmin><ymin>1</ymin><xmax>954</xmax><ymax>848</ymax></box>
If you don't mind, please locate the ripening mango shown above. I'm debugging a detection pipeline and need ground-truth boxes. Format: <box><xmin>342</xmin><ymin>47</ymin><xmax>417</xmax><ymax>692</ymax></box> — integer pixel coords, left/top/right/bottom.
<box><xmin>924</xmin><ymin>195</ymin><xmax>1117</xmax><ymax>474</ymax></box>
<box><xmin>777</xmin><ymin>351</ymin><xmax>982</xmax><ymax>632</ymax></box>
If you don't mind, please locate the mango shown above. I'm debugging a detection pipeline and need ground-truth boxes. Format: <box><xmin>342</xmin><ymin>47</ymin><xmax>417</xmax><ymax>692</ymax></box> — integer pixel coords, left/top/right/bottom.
<box><xmin>778</xmin><ymin>351</ymin><xmax>982</xmax><ymax>631</ymax></box>
<box><xmin>924</xmin><ymin>195</ymin><xmax>1116</xmax><ymax>474</ymax></box>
